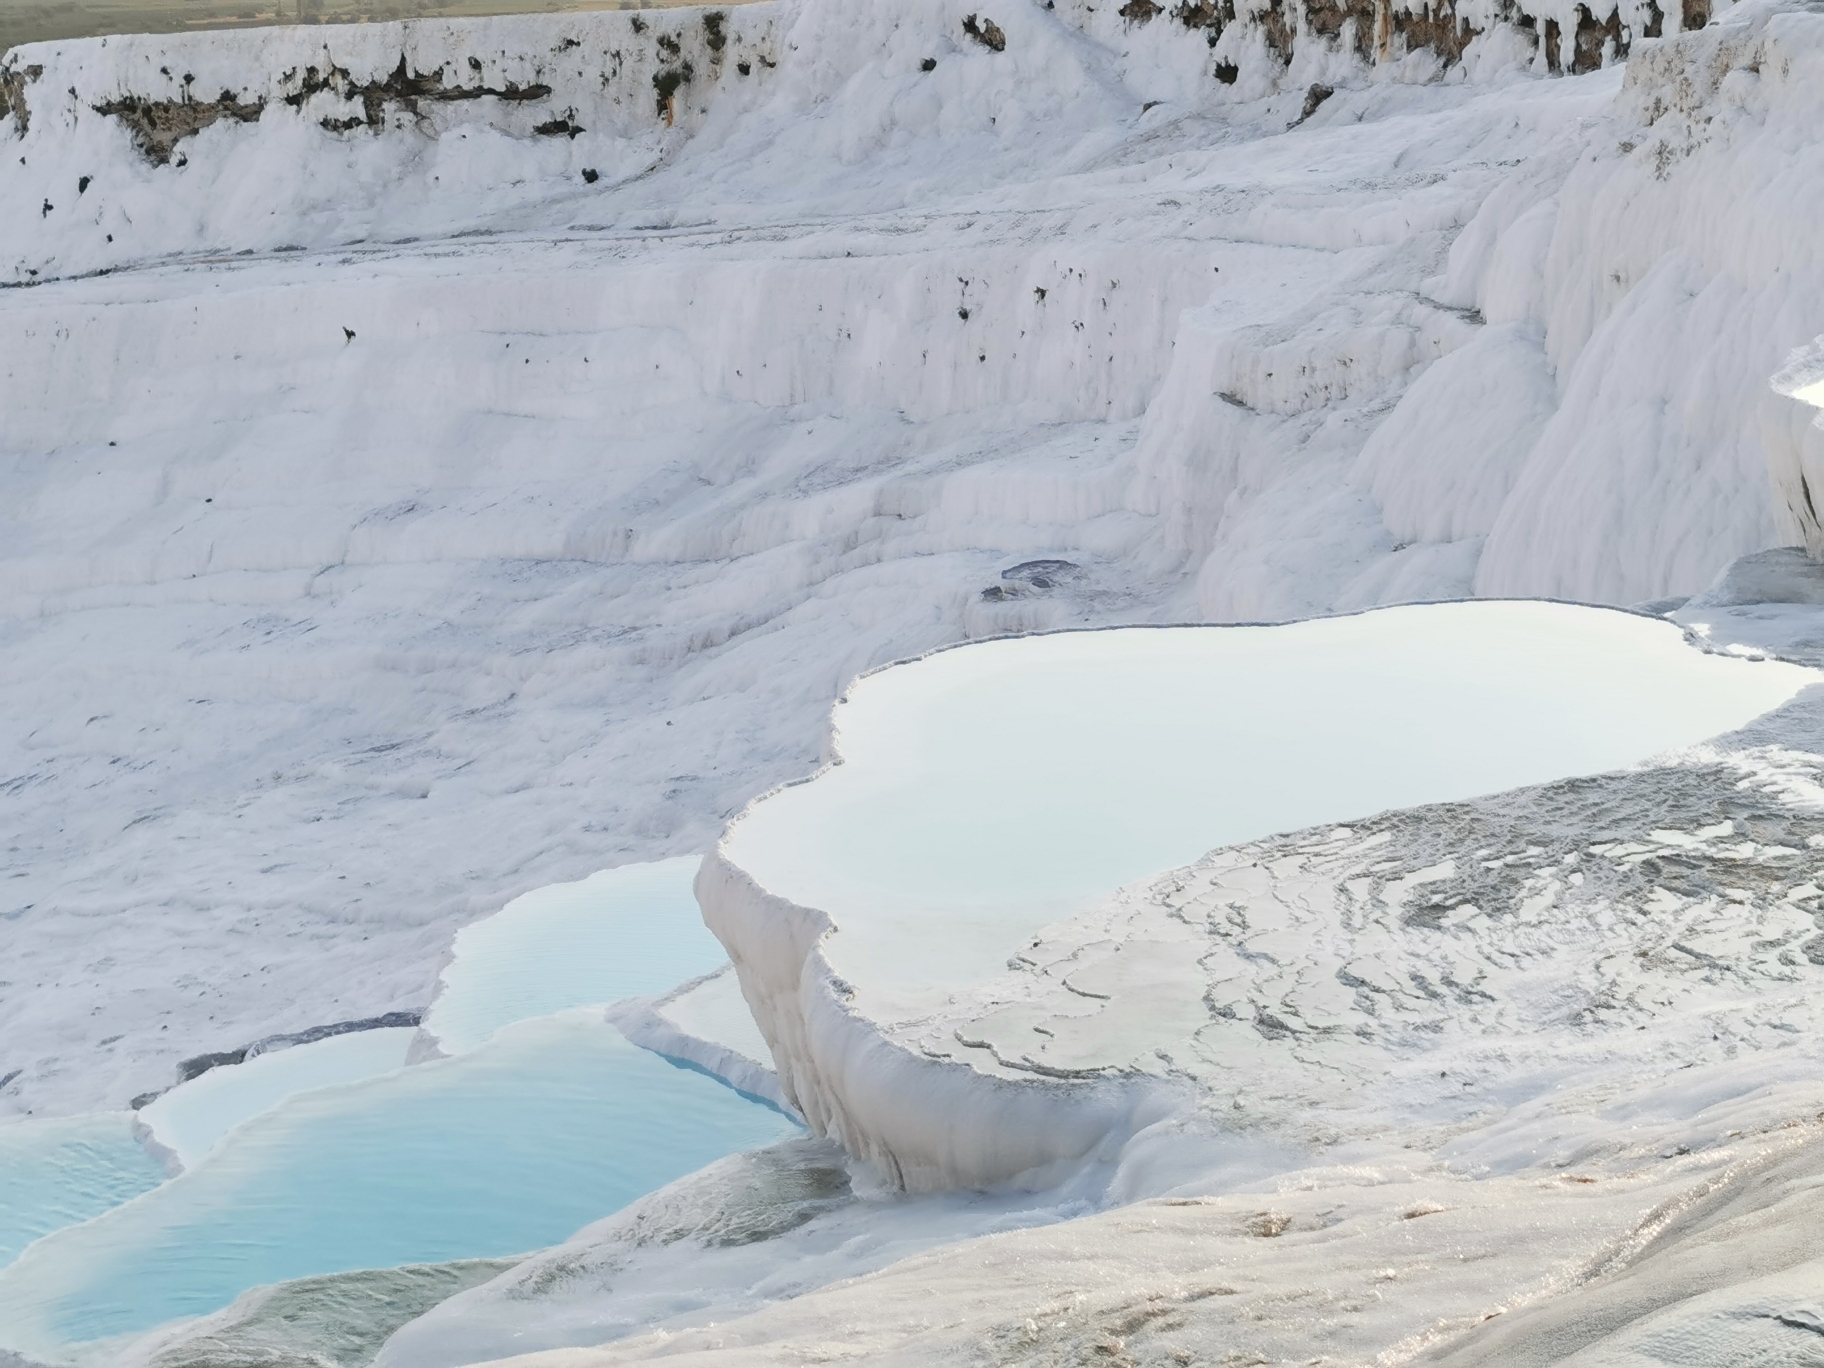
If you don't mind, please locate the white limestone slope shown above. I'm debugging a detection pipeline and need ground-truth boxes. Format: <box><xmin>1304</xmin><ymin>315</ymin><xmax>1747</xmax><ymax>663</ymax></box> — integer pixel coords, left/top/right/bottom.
<box><xmin>462</xmin><ymin>1102</ymin><xmax>1824</xmax><ymax>1367</ymax></box>
<box><xmin>1140</xmin><ymin>0</ymin><xmax>1824</xmax><ymax>617</ymax></box>
<box><xmin>699</xmin><ymin>603</ymin><xmax>1816</xmax><ymax>1191</ymax></box>
<box><xmin>1</xmin><ymin>3</ymin><xmax>1820</xmax><ymax>1354</ymax></box>
<box><xmin>0</xmin><ymin>7</ymin><xmax>784</xmax><ymax>282</ymax></box>
<box><xmin>1771</xmin><ymin>332</ymin><xmax>1824</xmax><ymax>556</ymax></box>
<box><xmin>1464</xmin><ymin>1</ymin><xmax>1824</xmax><ymax>602</ymax></box>
<box><xmin>4</xmin><ymin>0</ymin><xmax>1824</xmax><ymax>1136</ymax></box>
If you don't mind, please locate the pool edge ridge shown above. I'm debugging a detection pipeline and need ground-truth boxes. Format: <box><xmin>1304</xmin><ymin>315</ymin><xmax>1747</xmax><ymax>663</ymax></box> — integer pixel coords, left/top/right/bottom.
<box><xmin>694</xmin><ymin>849</ymin><xmax>1164</xmax><ymax>1193</ymax></box>
<box><xmin>605</xmin><ymin>973</ymin><xmax>797</xmax><ymax>1117</ymax></box>
<box><xmin>828</xmin><ymin>596</ymin><xmax>1737</xmax><ymax>702</ymax></box>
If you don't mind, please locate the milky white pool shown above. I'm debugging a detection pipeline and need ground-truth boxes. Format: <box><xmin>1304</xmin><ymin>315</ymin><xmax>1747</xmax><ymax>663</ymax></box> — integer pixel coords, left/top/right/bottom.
<box><xmin>725</xmin><ymin>603</ymin><xmax>1816</xmax><ymax>1013</ymax></box>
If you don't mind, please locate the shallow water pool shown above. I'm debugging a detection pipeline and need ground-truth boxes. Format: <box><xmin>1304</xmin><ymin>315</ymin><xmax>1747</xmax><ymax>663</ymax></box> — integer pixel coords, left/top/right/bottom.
<box><xmin>0</xmin><ymin>1114</ymin><xmax>165</xmax><ymax>1271</ymax></box>
<box><xmin>137</xmin><ymin>1027</ymin><xmax>416</xmax><ymax>1170</ymax></box>
<box><xmin>423</xmin><ymin>857</ymin><xmax>722</xmax><ymax>1054</ymax></box>
<box><xmin>0</xmin><ymin>1012</ymin><xmax>797</xmax><ymax>1357</ymax></box>
<box><xmin>725</xmin><ymin>602</ymin><xmax>1818</xmax><ymax>1010</ymax></box>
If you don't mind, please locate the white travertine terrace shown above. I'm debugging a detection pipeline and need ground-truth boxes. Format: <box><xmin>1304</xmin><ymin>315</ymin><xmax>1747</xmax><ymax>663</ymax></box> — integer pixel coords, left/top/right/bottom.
<box><xmin>703</xmin><ymin>602</ymin><xmax>1815</xmax><ymax>1190</ymax></box>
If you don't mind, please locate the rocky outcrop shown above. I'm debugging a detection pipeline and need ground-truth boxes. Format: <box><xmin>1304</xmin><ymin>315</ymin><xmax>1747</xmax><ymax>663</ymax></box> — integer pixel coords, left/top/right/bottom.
<box><xmin>0</xmin><ymin>6</ymin><xmax>777</xmax><ymax>159</ymax></box>
<box><xmin>1053</xmin><ymin>0</ymin><xmax>1723</xmax><ymax>101</ymax></box>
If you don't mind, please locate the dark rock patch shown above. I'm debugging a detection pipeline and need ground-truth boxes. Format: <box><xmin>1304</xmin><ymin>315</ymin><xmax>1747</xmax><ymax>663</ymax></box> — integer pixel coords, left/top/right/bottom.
<box><xmin>1002</xmin><ymin>558</ymin><xmax>1080</xmax><ymax>589</ymax></box>
<box><xmin>703</xmin><ymin>10</ymin><xmax>729</xmax><ymax>56</ymax></box>
<box><xmin>1305</xmin><ymin>0</ymin><xmax>1375</xmax><ymax>58</ymax></box>
<box><xmin>1572</xmin><ymin>2</ymin><xmax>1623</xmax><ymax>71</ymax></box>
<box><xmin>1257</xmin><ymin>0</ymin><xmax>1296</xmax><ymax>61</ymax></box>
<box><xmin>1</xmin><ymin>62</ymin><xmax>39</xmax><ymax>136</ymax></box>
<box><xmin>653</xmin><ymin>64</ymin><xmax>693</xmax><ymax>122</ymax></box>
<box><xmin>534</xmin><ymin>111</ymin><xmax>584</xmax><ymax>137</ymax></box>
<box><xmin>1291</xmin><ymin>81</ymin><xmax>1333</xmax><ymax>125</ymax></box>
<box><xmin>93</xmin><ymin>90</ymin><xmax>263</xmax><ymax>165</ymax></box>
<box><xmin>282</xmin><ymin>55</ymin><xmax>551</xmax><ymax>139</ymax></box>
<box><xmin>1393</xmin><ymin>0</ymin><xmax>1480</xmax><ymax>66</ymax></box>
<box><xmin>963</xmin><ymin>14</ymin><xmax>1008</xmax><ymax>50</ymax></box>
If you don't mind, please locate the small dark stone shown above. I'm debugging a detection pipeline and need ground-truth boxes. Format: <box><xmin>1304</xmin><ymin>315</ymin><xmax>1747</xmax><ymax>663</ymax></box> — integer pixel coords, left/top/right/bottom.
<box><xmin>1293</xmin><ymin>82</ymin><xmax>1333</xmax><ymax>126</ymax></box>
<box><xmin>921</xmin><ymin>56</ymin><xmax>937</xmax><ymax>71</ymax></box>
<box><xmin>582</xmin><ymin>167</ymin><xmax>600</xmax><ymax>183</ymax></box>
<box><xmin>962</xmin><ymin>14</ymin><xmax>1007</xmax><ymax>50</ymax></box>
<box><xmin>1003</xmin><ymin>558</ymin><xmax>1079</xmax><ymax>584</ymax></box>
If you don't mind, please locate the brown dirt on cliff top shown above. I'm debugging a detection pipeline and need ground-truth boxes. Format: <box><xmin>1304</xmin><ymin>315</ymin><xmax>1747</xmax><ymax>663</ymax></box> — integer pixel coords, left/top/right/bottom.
<box><xmin>2</xmin><ymin>0</ymin><xmax>758</xmax><ymax>60</ymax></box>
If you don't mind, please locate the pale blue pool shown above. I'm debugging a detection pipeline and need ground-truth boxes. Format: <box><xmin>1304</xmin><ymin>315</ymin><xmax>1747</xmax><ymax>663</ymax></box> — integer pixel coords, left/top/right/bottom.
<box><xmin>423</xmin><ymin>857</ymin><xmax>720</xmax><ymax>1053</ymax></box>
<box><xmin>0</xmin><ymin>1114</ymin><xmax>165</xmax><ymax>1269</ymax></box>
<box><xmin>0</xmin><ymin>1012</ymin><xmax>797</xmax><ymax>1356</ymax></box>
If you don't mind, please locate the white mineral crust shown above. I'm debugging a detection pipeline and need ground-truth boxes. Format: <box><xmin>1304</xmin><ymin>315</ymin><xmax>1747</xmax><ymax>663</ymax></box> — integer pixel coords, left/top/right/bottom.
<box><xmin>6</xmin><ymin>0</ymin><xmax>1824</xmax><ymax>1360</ymax></box>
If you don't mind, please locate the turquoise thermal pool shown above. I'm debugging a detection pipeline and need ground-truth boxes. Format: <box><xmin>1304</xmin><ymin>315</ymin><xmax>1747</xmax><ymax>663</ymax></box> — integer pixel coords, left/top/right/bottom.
<box><xmin>0</xmin><ymin>1012</ymin><xmax>797</xmax><ymax>1356</ymax></box>
<box><xmin>0</xmin><ymin>1114</ymin><xmax>166</xmax><ymax>1270</ymax></box>
<box><xmin>0</xmin><ymin>861</ymin><xmax>785</xmax><ymax>1360</ymax></box>
<box><xmin>423</xmin><ymin>857</ymin><xmax>720</xmax><ymax>1054</ymax></box>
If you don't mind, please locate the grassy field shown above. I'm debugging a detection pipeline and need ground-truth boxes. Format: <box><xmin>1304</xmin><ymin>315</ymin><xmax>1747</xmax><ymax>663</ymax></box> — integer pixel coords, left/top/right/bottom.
<box><xmin>2</xmin><ymin>0</ymin><xmax>739</xmax><ymax>56</ymax></box>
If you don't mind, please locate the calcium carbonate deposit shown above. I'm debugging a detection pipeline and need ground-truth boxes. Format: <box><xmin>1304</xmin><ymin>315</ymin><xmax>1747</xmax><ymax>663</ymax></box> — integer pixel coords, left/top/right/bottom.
<box><xmin>6</xmin><ymin>0</ymin><xmax>1824</xmax><ymax>1361</ymax></box>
